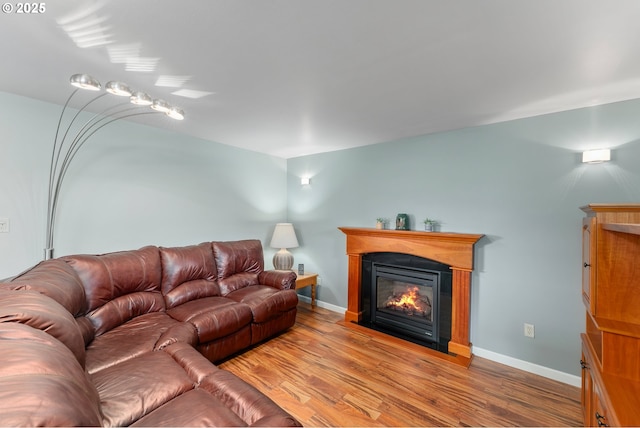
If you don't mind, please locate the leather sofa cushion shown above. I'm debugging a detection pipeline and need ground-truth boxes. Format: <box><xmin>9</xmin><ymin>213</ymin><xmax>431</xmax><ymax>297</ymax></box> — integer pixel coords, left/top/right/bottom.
<box><xmin>88</xmin><ymin>291</ymin><xmax>166</xmax><ymax>336</ymax></box>
<box><xmin>197</xmin><ymin>326</ymin><xmax>252</xmax><ymax>362</ymax></box>
<box><xmin>226</xmin><ymin>286</ymin><xmax>299</xmax><ymax>323</ymax></box>
<box><xmin>160</xmin><ymin>243</ymin><xmax>220</xmax><ymax>308</ymax></box>
<box><xmin>0</xmin><ymin>323</ymin><xmax>102</xmax><ymax>427</ymax></box>
<box><xmin>159</xmin><ymin>342</ymin><xmax>301</xmax><ymax>427</ymax></box>
<box><xmin>219</xmin><ymin>271</ymin><xmax>260</xmax><ymax>296</ymax></box>
<box><xmin>131</xmin><ymin>388</ymin><xmax>247</xmax><ymax>427</ymax></box>
<box><xmin>0</xmin><ymin>289</ymin><xmax>87</xmax><ymax>368</ymax></box>
<box><xmin>133</xmin><ymin>345</ymin><xmax>249</xmax><ymax>425</ymax></box>
<box><xmin>161</xmin><ymin>341</ymin><xmax>220</xmax><ymax>381</ymax></box>
<box><xmin>63</xmin><ymin>246</ymin><xmax>162</xmax><ymax>313</ymax></box>
<box><xmin>92</xmin><ymin>350</ymin><xmax>196</xmax><ymax>427</ymax></box>
<box><xmin>259</xmin><ymin>270</ymin><xmax>297</xmax><ymax>290</ymax></box>
<box><xmin>154</xmin><ymin>321</ymin><xmax>198</xmax><ymax>350</ymax></box>
<box><xmin>168</xmin><ymin>297</ymin><xmax>253</xmax><ymax>342</ymax></box>
<box><xmin>198</xmin><ymin>364</ymin><xmax>302</xmax><ymax>426</ymax></box>
<box><xmin>213</xmin><ymin>239</ymin><xmax>264</xmax><ymax>280</ymax></box>
<box><xmin>86</xmin><ymin>312</ymin><xmax>182</xmax><ymax>375</ymax></box>
<box><xmin>0</xmin><ymin>258</ymin><xmax>87</xmax><ymax>316</ymax></box>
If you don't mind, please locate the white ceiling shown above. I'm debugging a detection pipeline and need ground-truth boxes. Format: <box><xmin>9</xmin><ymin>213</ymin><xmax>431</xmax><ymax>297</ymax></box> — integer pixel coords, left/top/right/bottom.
<box><xmin>2</xmin><ymin>0</ymin><xmax>640</xmax><ymax>158</ymax></box>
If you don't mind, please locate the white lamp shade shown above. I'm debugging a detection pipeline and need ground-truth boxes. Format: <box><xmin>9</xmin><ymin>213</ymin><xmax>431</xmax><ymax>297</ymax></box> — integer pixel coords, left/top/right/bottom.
<box><xmin>105</xmin><ymin>81</ymin><xmax>132</xmax><ymax>96</ymax></box>
<box><xmin>130</xmin><ymin>91</ymin><xmax>153</xmax><ymax>105</ymax></box>
<box><xmin>69</xmin><ymin>74</ymin><xmax>101</xmax><ymax>91</ymax></box>
<box><xmin>270</xmin><ymin>223</ymin><xmax>299</xmax><ymax>249</ymax></box>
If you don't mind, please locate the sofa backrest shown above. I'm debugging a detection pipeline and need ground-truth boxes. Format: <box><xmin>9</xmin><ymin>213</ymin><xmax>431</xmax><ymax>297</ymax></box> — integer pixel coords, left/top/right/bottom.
<box><xmin>0</xmin><ymin>322</ymin><xmax>102</xmax><ymax>426</ymax></box>
<box><xmin>0</xmin><ymin>288</ymin><xmax>87</xmax><ymax>368</ymax></box>
<box><xmin>160</xmin><ymin>242</ymin><xmax>220</xmax><ymax>309</ymax></box>
<box><xmin>0</xmin><ymin>258</ymin><xmax>95</xmax><ymax>346</ymax></box>
<box><xmin>63</xmin><ymin>246</ymin><xmax>165</xmax><ymax>336</ymax></box>
<box><xmin>213</xmin><ymin>239</ymin><xmax>264</xmax><ymax>296</ymax></box>
<box><xmin>1</xmin><ymin>259</ymin><xmax>87</xmax><ymax>316</ymax></box>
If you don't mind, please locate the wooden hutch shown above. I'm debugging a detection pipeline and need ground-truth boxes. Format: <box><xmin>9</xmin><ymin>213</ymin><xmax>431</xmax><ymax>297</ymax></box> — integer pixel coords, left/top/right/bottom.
<box><xmin>580</xmin><ymin>204</ymin><xmax>640</xmax><ymax>426</ymax></box>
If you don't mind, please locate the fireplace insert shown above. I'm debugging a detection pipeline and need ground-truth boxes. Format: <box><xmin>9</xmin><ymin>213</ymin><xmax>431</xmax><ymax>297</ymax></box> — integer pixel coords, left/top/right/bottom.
<box><xmin>361</xmin><ymin>253</ymin><xmax>452</xmax><ymax>352</ymax></box>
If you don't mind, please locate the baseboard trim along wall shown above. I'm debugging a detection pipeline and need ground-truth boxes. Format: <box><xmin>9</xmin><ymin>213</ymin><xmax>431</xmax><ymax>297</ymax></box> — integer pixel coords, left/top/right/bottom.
<box><xmin>297</xmin><ymin>295</ymin><xmax>581</xmax><ymax>388</ymax></box>
<box><xmin>472</xmin><ymin>347</ymin><xmax>581</xmax><ymax>387</ymax></box>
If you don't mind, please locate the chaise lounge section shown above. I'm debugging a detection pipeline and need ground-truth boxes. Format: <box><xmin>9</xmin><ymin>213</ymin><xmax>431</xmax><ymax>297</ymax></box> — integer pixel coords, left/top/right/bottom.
<box><xmin>0</xmin><ymin>239</ymin><xmax>301</xmax><ymax>427</ymax></box>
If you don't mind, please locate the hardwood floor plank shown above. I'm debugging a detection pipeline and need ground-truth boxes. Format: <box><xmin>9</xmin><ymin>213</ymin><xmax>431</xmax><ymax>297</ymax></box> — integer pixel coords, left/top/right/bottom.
<box><xmin>219</xmin><ymin>303</ymin><xmax>582</xmax><ymax>426</ymax></box>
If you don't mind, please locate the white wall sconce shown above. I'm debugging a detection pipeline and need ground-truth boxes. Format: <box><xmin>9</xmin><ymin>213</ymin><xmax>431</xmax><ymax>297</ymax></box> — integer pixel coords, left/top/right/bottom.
<box><xmin>582</xmin><ymin>149</ymin><xmax>611</xmax><ymax>163</ymax></box>
<box><xmin>301</xmin><ymin>177</ymin><xmax>311</xmax><ymax>185</ymax></box>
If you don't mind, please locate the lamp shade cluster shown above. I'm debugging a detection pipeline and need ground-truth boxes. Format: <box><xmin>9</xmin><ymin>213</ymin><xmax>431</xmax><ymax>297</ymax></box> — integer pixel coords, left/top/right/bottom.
<box><xmin>70</xmin><ymin>74</ymin><xmax>184</xmax><ymax>120</ymax></box>
<box><xmin>270</xmin><ymin>223</ymin><xmax>299</xmax><ymax>270</ymax></box>
<box><xmin>44</xmin><ymin>74</ymin><xmax>185</xmax><ymax>260</ymax></box>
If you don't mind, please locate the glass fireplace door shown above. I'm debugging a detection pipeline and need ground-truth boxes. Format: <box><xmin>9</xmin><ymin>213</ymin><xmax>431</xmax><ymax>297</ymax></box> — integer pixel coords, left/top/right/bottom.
<box><xmin>371</xmin><ymin>264</ymin><xmax>440</xmax><ymax>342</ymax></box>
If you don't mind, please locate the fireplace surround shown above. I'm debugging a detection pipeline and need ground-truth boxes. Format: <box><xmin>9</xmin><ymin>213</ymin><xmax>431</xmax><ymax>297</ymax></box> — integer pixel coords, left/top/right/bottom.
<box><xmin>339</xmin><ymin>227</ymin><xmax>483</xmax><ymax>366</ymax></box>
<box><xmin>361</xmin><ymin>252</ymin><xmax>452</xmax><ymax>353</ymax></box>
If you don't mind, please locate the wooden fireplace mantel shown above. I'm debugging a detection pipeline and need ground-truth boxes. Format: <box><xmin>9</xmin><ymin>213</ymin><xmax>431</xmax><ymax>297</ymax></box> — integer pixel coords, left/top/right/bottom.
<box><xmin>339</xmin><ymin>227</ymin><xmax>484</xmax><ymax>366</ymax></box>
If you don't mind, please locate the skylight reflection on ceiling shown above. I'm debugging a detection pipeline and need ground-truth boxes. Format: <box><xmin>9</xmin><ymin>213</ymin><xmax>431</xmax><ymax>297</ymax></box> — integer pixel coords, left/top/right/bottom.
<box><xmin>57</xmin><ymin>2</ymin><xmax>112</xmax><ymax>49</ymax></box>
<box><xmin>172</xmin><ymin>89</ymin><xmax>215</xmax><ymax>99</ymax></box>
<box><xmin>108</xmin><ymin>43</ymin><xmax>141</xmax><ymax>64</ymax></box>
<box><xmin>126</xmin><ymin>57</ymin><xmax>160</xmax><ymax>72</ymax></box>
<box><xmin>156</xmin><ymin>76</ymin><xmax>192</xmax><ymax>88</ymax></box>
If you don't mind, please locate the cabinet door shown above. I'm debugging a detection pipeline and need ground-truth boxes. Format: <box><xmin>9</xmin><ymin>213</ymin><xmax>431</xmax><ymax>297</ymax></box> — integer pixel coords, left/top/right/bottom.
<box><xmin>593</xmin><ymin>383</ymin><xmax>610</xmax><ymax>427</ymax></box>
<box><xmin>582</xmin><ymin>217</ymin><xmax>596</xmax><ymax>315</ymax></box>
<box><xmin>581</xmin><ymin>354</ymin><xmax>593</xmax><ymax>427</ymax></box>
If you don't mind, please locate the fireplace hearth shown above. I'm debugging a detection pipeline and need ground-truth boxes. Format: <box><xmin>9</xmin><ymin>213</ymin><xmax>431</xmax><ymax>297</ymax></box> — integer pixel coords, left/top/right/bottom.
<box><xmin>361</xmin><ymin>253</ymin><xmax>452</xmax><ymax>353</ymax></box>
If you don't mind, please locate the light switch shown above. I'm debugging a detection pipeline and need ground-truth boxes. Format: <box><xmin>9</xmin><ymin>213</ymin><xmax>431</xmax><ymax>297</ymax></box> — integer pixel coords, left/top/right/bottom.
<box><xmin>0</xmin><ymin>218</ymin><xmax>9</xmax><ymax>233</ymax></box>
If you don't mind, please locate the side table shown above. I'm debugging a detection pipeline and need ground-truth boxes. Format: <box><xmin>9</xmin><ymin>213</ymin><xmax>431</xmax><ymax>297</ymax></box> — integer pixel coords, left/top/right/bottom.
<box><xmin>295</xmin><ymin>272</ymin><xmax>318</xmax><ymax>308</ymax></box>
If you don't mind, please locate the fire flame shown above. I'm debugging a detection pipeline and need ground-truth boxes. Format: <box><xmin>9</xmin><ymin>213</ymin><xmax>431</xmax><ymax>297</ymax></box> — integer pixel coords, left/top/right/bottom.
<box><xmin>384</xmin><ymin>285</ymin><xmax>431</xmax><ymax>317</ymax></box>
<box><xmin>387</xmin><ymin>286</ymin><xmax>422</xmax><ymax>311</ymax></box>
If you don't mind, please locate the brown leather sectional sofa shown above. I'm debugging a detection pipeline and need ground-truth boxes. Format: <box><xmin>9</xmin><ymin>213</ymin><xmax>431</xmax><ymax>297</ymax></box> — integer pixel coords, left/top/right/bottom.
<box><xmin>0</xmin><ymin>239</ymin><xmax>301</xmax><ymax>426</ymax></box>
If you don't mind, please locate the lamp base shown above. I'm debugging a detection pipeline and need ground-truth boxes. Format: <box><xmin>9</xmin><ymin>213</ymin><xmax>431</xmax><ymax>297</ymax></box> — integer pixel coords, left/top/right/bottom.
<box><xmin>273</xmin><ymin>248</ymin><xmax>294</xmax><ymax>270</ymax></box>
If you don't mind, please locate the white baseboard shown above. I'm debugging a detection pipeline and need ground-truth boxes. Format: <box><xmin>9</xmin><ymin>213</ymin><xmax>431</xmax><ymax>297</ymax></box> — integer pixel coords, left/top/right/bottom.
<box><xmin>297</xmin><ymin>295</ymin><xmax>346</xmax><ymax>314</ymax></box>
<box><xmin>472</xmin><ymin>346</ymin><xmax>581</xmax><ymax>387</ymax></box>
<box><xmin>297</xmin><ymin>295</ymin><xmax>581</xmax><ymax>388</ymax></box>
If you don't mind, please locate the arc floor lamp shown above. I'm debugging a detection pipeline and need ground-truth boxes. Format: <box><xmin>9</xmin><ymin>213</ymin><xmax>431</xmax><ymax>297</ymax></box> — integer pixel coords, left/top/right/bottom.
<box><xmin>44</xmin><ymin>73</ymin><xmax>184</xmax><ymax>260</ymax></box>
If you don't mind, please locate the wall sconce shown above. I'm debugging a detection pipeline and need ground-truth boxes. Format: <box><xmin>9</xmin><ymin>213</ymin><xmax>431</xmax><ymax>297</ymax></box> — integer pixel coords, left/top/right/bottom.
<box><xmin>300</xmin><ymin>177</ymin><xmax>311</xmax><ymax>185</ymax></box>
<box><xmin>582</xmin><ymin>149</ymin><xmax>611</xmax><ymax>163</ymax></box>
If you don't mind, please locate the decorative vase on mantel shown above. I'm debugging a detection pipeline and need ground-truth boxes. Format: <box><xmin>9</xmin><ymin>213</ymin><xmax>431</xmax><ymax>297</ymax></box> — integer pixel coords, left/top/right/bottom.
<box><xmin>376</xmin><ymin>218</ymin><xmax>386</xmax><ymax>230</ymax></box>
<box><xmin>423</xmin><ymin>218</ymin><xmax>437</xmax><ymax>232</ymax></box>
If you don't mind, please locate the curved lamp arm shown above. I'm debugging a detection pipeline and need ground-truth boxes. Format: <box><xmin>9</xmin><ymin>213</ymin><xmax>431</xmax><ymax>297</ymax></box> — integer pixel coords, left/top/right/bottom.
<box><xmin>44</xmin><ymin>74</ymin><xmax>184</xmax><ymax>260</ymax></box>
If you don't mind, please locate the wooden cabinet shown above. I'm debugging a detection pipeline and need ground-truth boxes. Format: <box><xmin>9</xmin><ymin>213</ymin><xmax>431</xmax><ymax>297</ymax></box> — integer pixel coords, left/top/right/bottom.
<box><xmin>582</xmin><ymin>216</ymin><xmax>596</xmax><ymax>315</ymax></box>
<box><xmin>580</xmin><ymin>204</ymin><xmax>640</xmax><ymax>426</ymax></box>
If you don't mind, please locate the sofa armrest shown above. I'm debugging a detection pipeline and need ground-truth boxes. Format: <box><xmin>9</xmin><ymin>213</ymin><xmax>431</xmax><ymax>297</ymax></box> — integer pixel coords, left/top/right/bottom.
<box><xmin>258</xmin><ymin>270</ymin><xmax>297</xmax><ymax>290</ymax></box>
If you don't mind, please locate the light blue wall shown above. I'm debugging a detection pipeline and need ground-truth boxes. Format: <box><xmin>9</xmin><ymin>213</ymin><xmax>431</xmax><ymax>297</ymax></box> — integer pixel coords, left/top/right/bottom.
<box><xmin>0</xmin><ymin>91</ymin><xmax>288</xmax><ymax>277</ymax></box>
<box><xmin>286</xmin><ymin>98</ymin><xmax>640</xmax><ymax>376</ymax></box>
<box><xmin>3</xmin><ymin>89</ymin><xmax>640</xmax><ymax>377</ymax></box>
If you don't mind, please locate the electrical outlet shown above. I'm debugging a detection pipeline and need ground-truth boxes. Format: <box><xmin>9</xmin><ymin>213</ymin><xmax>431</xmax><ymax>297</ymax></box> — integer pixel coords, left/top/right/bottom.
<box><xmin>0</xmin><ymin>218</ymin><xmax>9</xmax><ymax>233</ymax></box>
<box><xmin>316</xmin><ymin>276</ymin><xmax>322</xmax><ymax>285</ymax></box>
<box><xmin>524</xmin><ymin>323</ymin><xmax>535</xmax><ymax>338</ymax></box>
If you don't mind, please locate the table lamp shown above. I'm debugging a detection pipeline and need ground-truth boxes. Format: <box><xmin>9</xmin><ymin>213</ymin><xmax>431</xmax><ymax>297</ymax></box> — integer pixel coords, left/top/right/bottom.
<box><xmin>270</xmin><ymin>223</ymin><xmax>299</xmax><ymax>270</ymax></box>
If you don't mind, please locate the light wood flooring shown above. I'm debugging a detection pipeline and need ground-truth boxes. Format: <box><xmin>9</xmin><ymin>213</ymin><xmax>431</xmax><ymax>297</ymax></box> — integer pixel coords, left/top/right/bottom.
<box><xmin>219</xmin><ymin>303</ymin><xmax>583</xmax><ymax>427</ymax></box>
